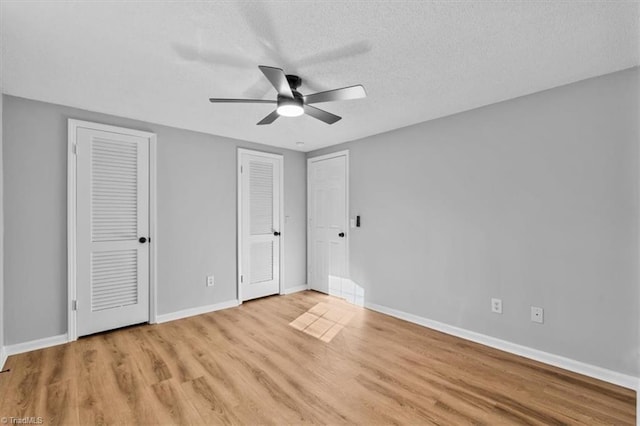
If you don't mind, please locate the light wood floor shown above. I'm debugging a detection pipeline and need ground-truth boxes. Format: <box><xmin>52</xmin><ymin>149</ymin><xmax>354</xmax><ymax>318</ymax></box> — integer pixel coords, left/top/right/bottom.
<box><xmin>0</xmin><ymin>290</ymin><xmax>635</xmax><ymax>425</ymax></box>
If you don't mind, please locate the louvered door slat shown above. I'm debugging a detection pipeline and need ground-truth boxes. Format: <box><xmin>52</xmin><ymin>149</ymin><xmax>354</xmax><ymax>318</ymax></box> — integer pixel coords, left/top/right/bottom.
<box><xmin>249</xmin><ymin>161</ymin><xmax>274</xmax><ymax>235</ymax></box>
<box><xmin>90</xmin><ymin>250</ymin><xmax>138</xmax><ymax>312</ymax></box>
<box><xmin>91</xmin><ymin>137</ymin><xmax>138</xmax><ymax>243</ymax></box>
<box><xmin>250</xmin><ymin>241</ymin><xmax>274</xmax><ymax>283</ymax></box>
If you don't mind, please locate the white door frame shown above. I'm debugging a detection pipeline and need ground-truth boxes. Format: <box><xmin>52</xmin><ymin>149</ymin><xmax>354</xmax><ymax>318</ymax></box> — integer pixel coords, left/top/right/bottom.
<box><xmin>306</xmin><ymin>150</ymin><xmax>350</xmax><ymax>290</ymax></box>
<box><xmin>67</xmin><ymin>119</ymin><xmax>158</xmax><ymax>342</ymax></box>
<box><xmin>237</xmin><ymin>148</ymin><xmax>285</xmax><ymax>303</ymax></box>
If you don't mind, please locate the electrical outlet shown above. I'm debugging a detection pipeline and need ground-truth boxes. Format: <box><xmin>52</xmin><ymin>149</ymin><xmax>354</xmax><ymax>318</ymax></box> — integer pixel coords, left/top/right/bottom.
<box><xmin>491</xmin><ymin>298</ymin><xmax>502</xmax><ymax>314</ymax></box>
<box><xmin>531</xmin><ymin>306</ymin><xmax>544</xmax><ymax>323</ymax></box>
<box><xmin>206</xmin><ymin>275</ymin><xmax>215</xmax><ymax>287</ymax></box>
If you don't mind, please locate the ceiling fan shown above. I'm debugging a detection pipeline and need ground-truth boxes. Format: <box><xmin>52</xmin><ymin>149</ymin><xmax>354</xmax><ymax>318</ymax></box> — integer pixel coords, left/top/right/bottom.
<box><xmin>209</xmin><ymin>66</ymin><xmax>367</xmax><ymax>125</ymax></box>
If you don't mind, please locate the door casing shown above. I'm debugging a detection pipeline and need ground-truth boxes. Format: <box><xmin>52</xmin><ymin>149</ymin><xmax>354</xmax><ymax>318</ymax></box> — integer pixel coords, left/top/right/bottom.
<box><xmin>67</xmin><ymin>119</ymin><xmax>158</xmax><ymax>342</ymax></box>
<box><xmin>307</xmin><ymin>150</ymin><xmax>350</xmax><ymax>293</ymax></box>
<box><xmin>237</xmin><ymin>148</ymin><xmax>285</xmax><ymax>303</ymax></box>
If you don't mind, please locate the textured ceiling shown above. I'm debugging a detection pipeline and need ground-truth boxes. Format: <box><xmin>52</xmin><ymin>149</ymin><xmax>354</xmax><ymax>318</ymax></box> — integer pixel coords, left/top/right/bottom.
<box><xmin>1</xmin><ymin>1</ymin><xmax>638</xmax><ymax>152</ymax></box>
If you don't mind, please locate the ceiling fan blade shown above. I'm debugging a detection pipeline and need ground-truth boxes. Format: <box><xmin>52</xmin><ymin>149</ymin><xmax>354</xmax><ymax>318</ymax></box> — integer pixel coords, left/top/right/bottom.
<box><xmin>238</xmin><ymin>2</ymin><xmax>293</xmax><ymax>70</ymax></box>
<box><xmin>300</xmin><ymin>77</ymin><xmax>327</xmax><ymax>95</ymax></box>
<box><xmin>173</xmin><ymin>43</ymin><xmax>253</xmax><ymax>68</ymax></box>
<box><xmin>304</xmin><ymin>105</ymin><xmax>342</xmax><ymax>125</ymax></box>
<box><xmin>209</xmin><ymin>98</ymin><xmax>276</xmax><ymax>104</ymax></box>
<box><xmin>243</xmin><ymin>77</ymin><xmax>272</xmax><ymax>98</ymax></box>
<box><xmin>297</xmin><ymin>40</ymin><xmax>372</xmax><ymax>68</ymax></box>
<box><xmin>257</xmin><ymin>110</ymin><xmax>280</xmax><ymax>125</ymax></box>
<box><xmin>259</xmin><ymin>66</ymin><xmax>294</xmax><ymax>98</ymax></box>
<box><xmin>304</xmin><ymin>85</ymin><xmax>367</xmax><ymax>105</ymax></box>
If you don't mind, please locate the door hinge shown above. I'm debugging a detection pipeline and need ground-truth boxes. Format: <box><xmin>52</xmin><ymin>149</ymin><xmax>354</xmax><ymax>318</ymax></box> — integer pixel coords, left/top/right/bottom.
<box><xmin>72</xmin><ymin>144</ymin><xmax>77</xmax><ymax>155</ymax></box>
<box><xmin>240</xmin><ymin>165</ymin><xmax>243</xmax><ymax>173</ymax></box>
<box><xmin>240</xmin><ymin>275</ymin><xmax>243</xmax><ymax>283</ymax></box>
<box><xmin>72</xmin><ymin>300</ymin><xmax>78</xmax><ymax>311</ymax></box>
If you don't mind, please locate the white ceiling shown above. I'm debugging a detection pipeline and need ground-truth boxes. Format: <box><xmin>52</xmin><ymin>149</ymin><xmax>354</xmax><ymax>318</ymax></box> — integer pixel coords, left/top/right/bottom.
<box><xmin>1</xmin><ymin>1</ymin><xmax>638</xmax><ymax>152</ymax></box>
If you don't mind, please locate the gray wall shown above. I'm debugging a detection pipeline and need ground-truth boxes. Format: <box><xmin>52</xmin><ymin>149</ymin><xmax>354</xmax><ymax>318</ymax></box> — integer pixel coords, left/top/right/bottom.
<box><xmin>2</xmin><ymin>95</ymin><xmax>306</xmax><ymax>345</ymax></box>
<box><xmin>0</xmin><ymin>94</ymin><xmax>4</xmax><ymax>355</ymax></box>
<box><xmin>310</xmin><ymin>67</ymin><xmax>639</xmax><ymax>376</ymax></box>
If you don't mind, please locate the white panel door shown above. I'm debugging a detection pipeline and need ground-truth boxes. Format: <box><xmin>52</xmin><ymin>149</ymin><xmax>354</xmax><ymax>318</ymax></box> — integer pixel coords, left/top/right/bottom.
<box><xmin>308</xmin><ymin>153</ymin><xmax>347</xmax><ymax>295</ymax></box>
<box><xmin>239</xmin><ymin>151</ymin><xmax>282</xmax><ymax>301</ymax></box>
<box><xmin>76</xmin><ymin>127</ymin><xmax>150</xmax><ymax>336</ymax></box>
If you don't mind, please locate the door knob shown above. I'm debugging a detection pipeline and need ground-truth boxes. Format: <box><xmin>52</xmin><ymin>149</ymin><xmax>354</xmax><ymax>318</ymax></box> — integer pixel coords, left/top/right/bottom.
<box><xmin>273</xmin><ymin>231</ymin><xmax>281</xmax><ymax>236</ymax></box>
<box><xmin>139</xmin><ymin>237</ymin><xmax>147</xmax><ymax>243</ymax></box>
<box><xmin>338</xmin><ymin>232</ymin><xmax>345</xmax><ymax>238</ymax></box>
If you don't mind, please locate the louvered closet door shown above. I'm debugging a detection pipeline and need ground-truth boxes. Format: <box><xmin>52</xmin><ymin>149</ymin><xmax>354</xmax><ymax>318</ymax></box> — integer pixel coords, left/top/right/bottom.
<box><xmin>76</xmin><ymin>127</ymin><xmax>149</xmax><ymax>337</ymax></box>
<box><xmin>240</xmin><ymin>151</ymin><xmax>282</xmax><ymax>301</ymax></box>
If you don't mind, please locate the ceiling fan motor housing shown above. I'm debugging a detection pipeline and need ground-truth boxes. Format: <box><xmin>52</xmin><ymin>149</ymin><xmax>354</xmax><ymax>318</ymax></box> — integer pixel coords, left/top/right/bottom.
<box><xmin>285</xmin><ymin>74</ymin><xmax>302</xmax><ymax>89</ymax></box>
<box><xmin>278</xmin><ymin>75</ymin><xmax>304</xmax><ymax>116</ymax></box>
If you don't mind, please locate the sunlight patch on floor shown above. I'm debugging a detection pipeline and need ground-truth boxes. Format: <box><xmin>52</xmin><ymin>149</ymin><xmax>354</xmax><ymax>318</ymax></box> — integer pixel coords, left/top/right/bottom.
<box><xmin>289</xmin><ymin>302</ymin><xmax>356</xmax><ymax>342</ymax></box>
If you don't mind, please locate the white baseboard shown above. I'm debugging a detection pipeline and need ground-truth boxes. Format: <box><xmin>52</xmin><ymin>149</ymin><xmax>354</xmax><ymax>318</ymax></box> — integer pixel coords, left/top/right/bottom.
<box><xmin>5</xmin><ymin>333</ymin><xmax>69</xmax><ymax>357</ymax></box>
<box><xmin>0</xmin><ymin>346</ymin><xmax>7</xmax><ymax>370</ymax></box>
<box><xmin>3</xmin><ymin>300</ymin><xmax>240</xmax><ymax>357</ymax></box>
<box><xmin>156</xmin><ymin>299</ymin><xmax>239</xmax><ymax>324</ymax></box>
<box><xmin>365</xmin><ymin>302</ymin><xmax>637</xmax><ymax>390</ymax></box>
<box><xmin>283</xmin><ymin>284</ymin><xmax>309</xmax><ymax>295</ymax></box>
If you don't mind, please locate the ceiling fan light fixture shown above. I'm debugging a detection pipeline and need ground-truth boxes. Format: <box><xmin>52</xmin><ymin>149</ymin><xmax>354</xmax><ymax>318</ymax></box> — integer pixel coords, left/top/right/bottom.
<box><xmin>277</xmin><ymin>96</ymin><xmax>304</xmax><ymax>117</ymax></box>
